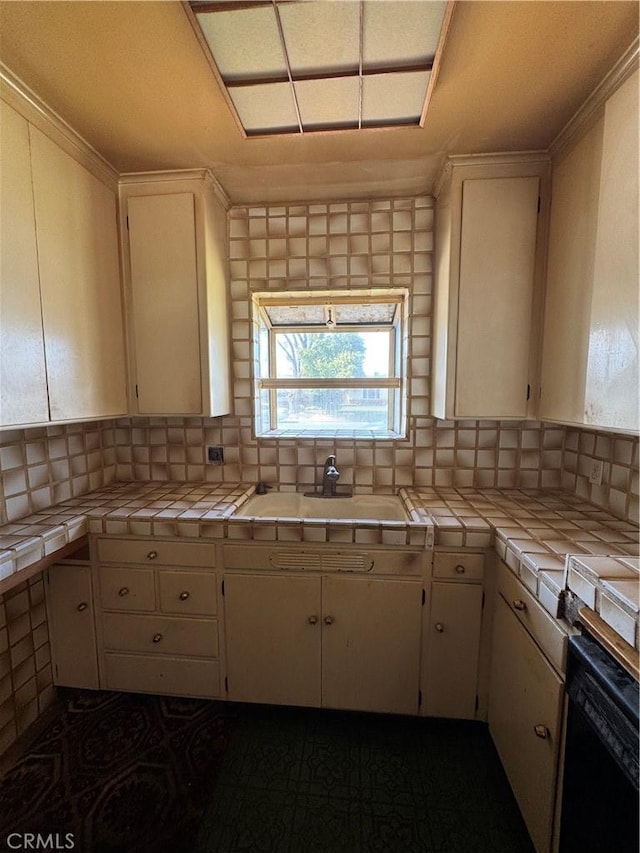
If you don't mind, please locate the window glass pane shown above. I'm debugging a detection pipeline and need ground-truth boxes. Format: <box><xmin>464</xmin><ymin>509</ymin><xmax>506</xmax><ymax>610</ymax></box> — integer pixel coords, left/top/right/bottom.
<box><xmin>275</xmin><ymin>330</ymin><xmax>390</xmax><ymax>378</ymax></box>
<box><xmin>275</xmin><ymin>388</ymin><xmax>389</xmax><ymax>431</ymax></box>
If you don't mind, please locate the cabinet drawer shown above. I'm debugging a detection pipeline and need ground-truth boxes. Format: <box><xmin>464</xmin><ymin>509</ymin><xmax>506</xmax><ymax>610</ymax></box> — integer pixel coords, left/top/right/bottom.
<box><xmin>496</xmin><ymin>560</ymin><xmax>568</xmax><ymax>674</ymax></box>
<box><xmin>97</xmin><ymin>537</ymin><xmax>215</xmax><ymax>568</ymax></box>
<box><xmin>102</xmin><ymin>613</ymin><xmax>218</xmax><ymax>658</ymax></box>
<box><xmin>99</xmin><ymin>567</ymin><xmax>156</xmax><ymax>611</ymax></box>
<box><xmin>159</xmin><ymin>571</ymin><xmax>217</xmax><ymax>616</ymax></box>
<box><xmin>104</xmin><ymin>653</ymin><xmax>220</xmax><ymax>698</ymax></box>
<box><xmin>433</xmin><ymin>551</ymin><xmax>484</xmax><ymax>581</ymax></box>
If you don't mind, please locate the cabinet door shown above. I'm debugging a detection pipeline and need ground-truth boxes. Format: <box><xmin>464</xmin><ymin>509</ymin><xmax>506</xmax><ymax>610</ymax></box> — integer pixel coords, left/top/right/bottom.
<box><xmin>30</xmin><ymin>128</ymin><xmax>127</xmax><ymax>421</ymax></box>
<box><xmin>539</xmin><ymin>117</ymin><xmax>603</xmax><ymax>424</ymax></box>
<box><xmin>46</xmin><ymin>564</ymin><xmax>99</xmax><ymax>689</ymax></box>
<box><xmin>586</xmin><ymin>68</ymin><xmax>639</xmax><ymax>431</ymax></box>
<box><xmin>0</xmin><ymin>101</ymin><xmax>49</xmax><ymax>426</ymax></box>
<box><xmin>321</xmin><ymin>576</ymin><xmax>422</xmax><ymax>715</ymax></box>
<box><xmin>488</xmin><ymin>595</ymin><xmax>564</xmax><ymax>853</ymax></box>
<box><xmin>224</xmin><ymin>574</ymin><xmax>321</xmax><ymax>707</ymax></box>
<box><xmin>127</xmin><ymin>193</ymin><xmax>202</xmax><ymax>414</ymax></box>
<box><xmin>456</xmin><ymin>176</ymin><xmax>539</xmax><ymax>417</ymax></box>
<box><xmin>424</xmin><ymin>581</ymin><xmax>483</xmax><ymax>719</ymax></box>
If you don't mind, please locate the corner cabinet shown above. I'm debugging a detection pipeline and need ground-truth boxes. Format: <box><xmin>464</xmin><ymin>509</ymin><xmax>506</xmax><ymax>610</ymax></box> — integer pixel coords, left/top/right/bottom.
<box><xmin>0</xmin><ymin>96</ymin><xmax>128</xmax><ymax>427</ymax></box>
<box><xmin>432</xmin><ymin>156</ymin><xmax>549</xmax><ymax>420</ymax></box>
<box><xmin>540</xmin><ymin>65</ymin><xmax>639</xmax><ymax>432</ymax></box>
<box><xmin>119</xmin><ymin>171</ymin><xmax>231</xmax><ymax>417</ymax></box>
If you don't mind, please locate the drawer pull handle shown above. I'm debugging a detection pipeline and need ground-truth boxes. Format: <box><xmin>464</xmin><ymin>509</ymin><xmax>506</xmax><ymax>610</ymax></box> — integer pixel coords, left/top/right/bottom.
<box><xmin>512</xmin><ymin>599</ymin><xmax>527</xmax><ymax>611</ymax></box>
<box><xmin>77</xmin><ymin>602</ymin><xmax>88</xmax><ymax>612</ymax></box>
<box><xmin>179</xmin><ymin>591</ymin><xmax>190</xmax><ymax>601</ymax></box>
<box><xmin>308</xmin><ymin>615</ymin><xmax>318</xmax><ymax>625</ymax></box>
<box><xmin>152</xmin><ymin>633</ymin><xmax>163</xmax><ymax>644</ymax></box>
<box><xmin>435</xmin><ymin>622</ymin><xmax>445</xmax><ymax>633</ymax></box>
<box><xmin>118</xmin><ymin>587</ymin><xmax>130</xmax><ymax>597</ymax></box>
<box><xmin>455</xmin><ymin>564</ymin><xmax>466</xmax><ymax>574</ymax></box>
<box><xmin>323</xmin><ymin>615</ymin><xmax>334</xmax><ymax>625</ymax></box>
<box><xmin>534</xmin><ymin>724</ymin><xmax>549</xmax><ymax>739</ymax></box>
<box><xmin>147</xmin><ymin>551</ymin><xmax>158</xmax><ymax>560</ymax></box>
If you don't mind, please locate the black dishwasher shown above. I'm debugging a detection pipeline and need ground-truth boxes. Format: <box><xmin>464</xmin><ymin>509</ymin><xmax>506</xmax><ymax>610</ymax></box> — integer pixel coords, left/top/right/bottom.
<box><xmin>559</xmin><ymin>633</ymin><xmax>639</xmax><ymax>852</ymax></box>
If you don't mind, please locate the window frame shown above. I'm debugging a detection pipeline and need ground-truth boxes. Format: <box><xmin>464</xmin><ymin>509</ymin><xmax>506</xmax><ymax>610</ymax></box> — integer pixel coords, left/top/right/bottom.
<box><xmin>252</xmin><ymin>289</ymin><xmax>408</xmax><ymax>438</ymax></box>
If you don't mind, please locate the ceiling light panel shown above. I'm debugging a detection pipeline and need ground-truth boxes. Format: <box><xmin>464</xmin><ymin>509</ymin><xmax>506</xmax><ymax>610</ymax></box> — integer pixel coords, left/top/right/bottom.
<box><xmin>188</xmin><ymin>0</ymin><xmax>452</xmax><ymax>136</ymax></box>
<box><xmin>278</xmin><ymin>1</ymin><xmax>360</xmax><ymax>76</ymax></box>
<box><xmin>196</xmin><ymin>6</ymin><xmax>286</xmax><ymax>80</ymax></box>
<box><xmin>294</xmin><ymin>77</ymin><xmax>360</xmax><ymax>129</ymax></box>
<box><xmin>362</xmin><ymin>0</ymin><xmax>447</xmax><ymax>69</ymax></box>
<box><xmin>362</xmin><ymin>71</ymin><xmax>430</xmax><ymax>124</ymax></box>
<box><xmin>229</xmin><ymin>83</ymin><xmax>299</xmax><ymax>134</ymax></box>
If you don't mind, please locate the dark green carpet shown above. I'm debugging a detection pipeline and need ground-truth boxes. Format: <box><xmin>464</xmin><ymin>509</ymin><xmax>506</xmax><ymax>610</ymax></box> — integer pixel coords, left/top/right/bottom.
<box><xmin>195</xmin><ymin>704</ymin><xmax>535</xmax><ymax>853</ymax></box>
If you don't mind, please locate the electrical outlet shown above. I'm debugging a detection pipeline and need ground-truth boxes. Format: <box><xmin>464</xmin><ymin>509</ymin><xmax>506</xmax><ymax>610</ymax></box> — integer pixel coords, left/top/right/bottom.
<box><xmin>207</xmin><ymin>445</ymin><xmax>224</xmax><ymax>464</ymax></box>
<box><xmin>588</xmin><ymin>459</ymin><xmax>604</xmax><ymax>485</ymax></box>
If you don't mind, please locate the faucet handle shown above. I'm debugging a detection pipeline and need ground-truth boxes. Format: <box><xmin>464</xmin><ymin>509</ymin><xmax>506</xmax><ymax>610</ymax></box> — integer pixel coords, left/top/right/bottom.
<box><xmin>256</xmin><ymin>482</ymin><xmax>273</xmax><ymax>495</ymax></box>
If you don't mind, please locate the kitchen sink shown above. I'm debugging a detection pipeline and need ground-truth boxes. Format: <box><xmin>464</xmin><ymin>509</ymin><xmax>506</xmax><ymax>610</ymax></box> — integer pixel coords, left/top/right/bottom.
<box><xmin>235</xmin><ymin>492</ymin><xmax>409</xmax><ymax>522</ymax></box>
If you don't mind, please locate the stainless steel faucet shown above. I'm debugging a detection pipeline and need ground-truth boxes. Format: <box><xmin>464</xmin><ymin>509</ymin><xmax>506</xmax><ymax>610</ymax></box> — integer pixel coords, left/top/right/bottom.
<box><xmin>304</xmin><ymin>454</ymin><xmax>352</xmax><ymax>498</ymax></box>
<box><xmin>321</xmin><ymin>455</ymin><xmax>340</xmax><ymax>496</ymax></box>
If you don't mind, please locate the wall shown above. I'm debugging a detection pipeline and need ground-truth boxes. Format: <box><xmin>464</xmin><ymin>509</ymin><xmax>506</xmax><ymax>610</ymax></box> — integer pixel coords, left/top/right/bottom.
<box><xmin>114</xmin><ymin>197</ymin><xmax>565</xmax><ymax>493</ymax></box>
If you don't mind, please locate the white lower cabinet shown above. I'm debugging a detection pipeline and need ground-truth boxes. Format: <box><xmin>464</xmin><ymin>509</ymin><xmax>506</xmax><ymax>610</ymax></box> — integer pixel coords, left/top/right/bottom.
<box><xmin>94</xmin><ymin>538</ymin><xmax>221</xmax><ymax>699</ymax></box>
<box><xmin>45</xmin><ymin>561</ymin><xmax>99</xmax><ymax>689</ymax></box>
<box><xmin>224</xmin><ymin>572</ymin><xmax>423</xmax><ymax>715</ymax></box>
<box><xmin>488</xmin><ymin>568</ymin><xmax>566</xmax><ymax>853</ymax></box>
<box><xmin>423</xmin><ymin>581</ymin><xmax>483</xmax><ymax>718</ymax></box>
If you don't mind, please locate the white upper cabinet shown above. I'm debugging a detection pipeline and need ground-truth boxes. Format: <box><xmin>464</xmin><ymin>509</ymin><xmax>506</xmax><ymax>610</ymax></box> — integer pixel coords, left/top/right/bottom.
<box><xmin>540</xmin><ymin>66</ymin><xmax>639</xmax><ymax>432</ymax></box>
<box><xmin>30</xmin><ymin>128</ymin><xmax>128</xmax><ymax>422</ymax></box>
<box><xmin>120</xmin><ymin>173</ymin><xmax>231</xmax><ymax>417</ymax></box>
<box><xmin>0</xmin><ymin>93</ymin><xmax>128</xmax><ymax>427</ymax></box>
<box><xmin>432</xmin><ymin>157</ymin><xmax>548</xmax><ymax>420</ymax></box>
<box><xmin>0</xmin><ymin>101</ymin><xmax>49</xmax><ymax>426</ymax></box>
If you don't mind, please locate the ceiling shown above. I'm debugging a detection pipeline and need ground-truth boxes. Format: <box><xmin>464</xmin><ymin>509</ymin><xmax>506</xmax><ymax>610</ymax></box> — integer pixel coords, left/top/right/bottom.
<box><xmin>0</xmin><ymin>1</ymin><xmax>637</xmax><ymax>205</ymax></box>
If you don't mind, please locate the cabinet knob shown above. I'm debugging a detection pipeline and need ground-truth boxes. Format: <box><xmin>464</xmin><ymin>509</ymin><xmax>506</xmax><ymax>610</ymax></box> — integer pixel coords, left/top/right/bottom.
<box><xmin>323</xmin><ymin>615</ymin><xmax>334</xmax><ymax>625</ymax></box>
<box><xmin>533</xmin><ymin>724</ymin><xmax>549</xmax><ymax>739</ymax></box>
<box><xmin>512</xmin><ymin>599</ymin><xmax>527</xmax><ymax>612</ymax></box>
<box><xmin>179</xmin><ymin>591</ymin><xmax>190</xmax><ymax>601</ymax></box>
<box><xmin>434</xmin><ymin>622</ymin><xmax>445</xmax><ymax>633</ymax></box>
<box><xmin>77</xmin><ymin>602</ymin><xmax>88</xmax><ymax>612</ymax></box>
<box><xmin>118</xmin><ymin>587</ymin><xmax>129</xmax><ymax>597</ymax></box>
<box><xmin>147</xmin><ymin>550</ymin><xmax>158</xmax><ymax>560</ymax></box>
<box><xmin>455</xmin><ymin>564</ymin><xmax>466</xmax><ymax>574</ymax></box>
<box><xmin>308</xmin><ymin>615</ymin><xmax>318</xmax><ymax>625</ymax></box>
<box><xmin>152</xmin><ymin>633</ymin><xmax>163</xmax><ymax>644</ymax></box>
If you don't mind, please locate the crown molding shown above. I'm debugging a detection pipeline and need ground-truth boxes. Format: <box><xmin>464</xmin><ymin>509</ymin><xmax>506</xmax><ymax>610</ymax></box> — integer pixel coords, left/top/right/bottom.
<box><xmin>0</xmin><ymin>62</ymin><xmax>119</xmax><ymax>191</ymax></box>
<box><xmin>550</xmin><ymin>37</ymin><xmax>639</xmax><ymax>161</ymax></box>
<box><xmin>119</xmin><ymin>168</ymin><xmax>231</xmax><ymax>209</ymax></box>
<box><xmin>434</xmin><ymin>150</ymin><xmax>550</xmax><ymax>197</ymax></box>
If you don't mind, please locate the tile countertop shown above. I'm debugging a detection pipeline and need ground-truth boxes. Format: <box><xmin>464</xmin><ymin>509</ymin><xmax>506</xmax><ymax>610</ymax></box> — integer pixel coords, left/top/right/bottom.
<box><xmin>405</xmin><ymin>487</ymin><xmax>639</xmax><ymax>649</ymax></box>
<box><xmin>0</xmin><ymin>482</ymin><xmax>638</xmax><ymax>648</ymax></box>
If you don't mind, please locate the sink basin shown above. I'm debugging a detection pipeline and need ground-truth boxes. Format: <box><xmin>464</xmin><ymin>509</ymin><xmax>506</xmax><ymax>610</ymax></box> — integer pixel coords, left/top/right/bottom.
<box><xmin>236</xmin><ymin>492</ymin><xmax>409</xmax><ymax>522</ymax></box>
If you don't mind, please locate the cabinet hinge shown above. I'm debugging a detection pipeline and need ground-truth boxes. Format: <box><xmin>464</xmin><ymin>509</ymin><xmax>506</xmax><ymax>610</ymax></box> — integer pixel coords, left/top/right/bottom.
<box><xmin>221</xmin><ymin>580</ymin><xmax>225</xmax><ymax>597</ymax></box>
<box><xmin>418</xmin><ymin>689</ymin><xmax>422</xmax><ymax>709</ymax></box>
<box><xmin>421</xmin><ymin>588</ymin><xmax>426</xmax><ymax>606</ymax></box>
<box><xmin>54</xmin><ymin>664</ymin><xmax>59</xmax><ymax>679</ymax></box>
<box><xmin>475</xmin><ymin>694</ymin><xmax>479</xmax><ymax>712</ymax></box>
<box><xmin>224</xmin><ymin>676</ymin><xmax>228</xmax><ymax>692</ymax></box>
<box><xmin>135</xmin><ymin>384</ymin><xmax>139</xmax><ymax>399</ymax></box>
<box><xmin>537</xmin><ymin>196</ymin><xmax>541</xmax><ymax>213</ymax></box>
<box><xmin>126</xmin><ymin>215</ymin><xmax>129</xmax><ymax>230</ymax></box>
<box><xmin>526</xmin><ymin>384</ymin><xmax>531</xmax><ymax>401</ymax></box>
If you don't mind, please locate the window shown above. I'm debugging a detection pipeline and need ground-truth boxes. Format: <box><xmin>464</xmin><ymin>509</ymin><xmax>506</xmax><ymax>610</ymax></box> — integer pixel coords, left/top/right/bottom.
<box><xmin>252</xmin><ymin>289</ymin><xmax>408</xmax><ymax>438</ymax></box>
